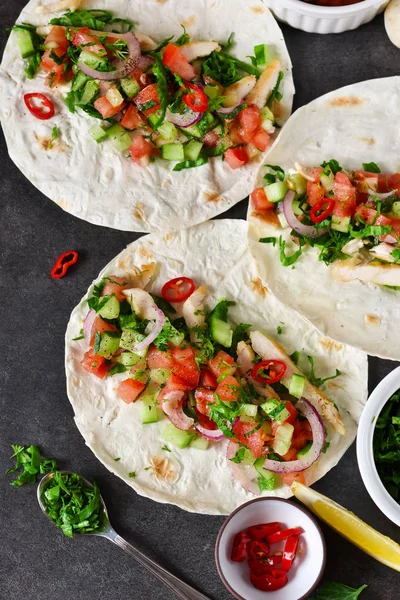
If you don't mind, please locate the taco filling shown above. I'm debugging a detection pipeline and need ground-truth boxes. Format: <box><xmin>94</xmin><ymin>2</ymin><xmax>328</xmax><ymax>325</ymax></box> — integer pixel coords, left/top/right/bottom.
<box><xmin>76</xmin><ymin>273</ymin><xmax>344</xmax><ymax>496</ymax></box>
<box><xmin>14</xmin><ymin>7</ymin><xmax>284</xmax><ymax>170</ymax></box>
<box><xmin>251</xmin><ymin>160</ymin><xmax>400</xmax><ymax>286</ymax></box>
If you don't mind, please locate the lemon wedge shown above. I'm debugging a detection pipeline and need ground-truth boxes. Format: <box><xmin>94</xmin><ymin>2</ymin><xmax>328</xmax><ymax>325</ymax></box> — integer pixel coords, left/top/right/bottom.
<box><xmin>292</xmin><ymin>481</ymin><xmax>400</xmax><ymax>572</ymax></box>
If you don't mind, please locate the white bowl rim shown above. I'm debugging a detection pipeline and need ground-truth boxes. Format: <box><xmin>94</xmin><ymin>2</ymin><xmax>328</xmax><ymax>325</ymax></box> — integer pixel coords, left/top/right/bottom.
<box><xmin>275</xmin><ymin>0</ymin><xmax>386</xmax><ymax>18</ymax></box>
<box><xmin>356</xmin><ymin>365</ymin><xmax>400</xmax><ymax>527</ymax></box>
<box><xmin>215</xmin><ymin>496</ymin><xmax>326</xmax><ymax>600</ymax></box>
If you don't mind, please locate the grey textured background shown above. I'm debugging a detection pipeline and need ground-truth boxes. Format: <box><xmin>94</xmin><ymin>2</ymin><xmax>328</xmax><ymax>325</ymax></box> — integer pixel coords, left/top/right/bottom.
<box><xmin>0</xmin><ymin>3</ymin><xmax>399</xmax><ymax>599</ymax></box>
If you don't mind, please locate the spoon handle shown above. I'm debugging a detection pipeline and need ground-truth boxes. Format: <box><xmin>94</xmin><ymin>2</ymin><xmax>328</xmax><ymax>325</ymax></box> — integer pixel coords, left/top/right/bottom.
<box><xmin>106</xmin><ymin>530</ymin><xmax>212</xmax><ymax>600</ymax></box>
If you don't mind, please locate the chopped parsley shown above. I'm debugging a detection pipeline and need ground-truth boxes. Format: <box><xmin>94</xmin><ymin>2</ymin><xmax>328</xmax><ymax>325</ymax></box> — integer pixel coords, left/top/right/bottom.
<box><xmin>307</xmin><ymin>356</ymin><xmax>341</xmax><ymax>388</ymax></box>
<box><xmin>6</xmin><ymin>444</ymin><xmax>57</xmax><ymax>486</ymax></box>
<box><xmin>161</xmin><ymin>445</ymin><xmax>171</xmax><ymax>452</ymax></box>
<box><xmin>128</xmin><ymin>472</ymin><xmax>136</xmax><ymax>478</ymax></box>
<box><xmin>373</xmin><ymin>391</ymin><xmax>400</xmax><ymax>501</ymax></box>
<box><xmin>362</xmin><ymin>162</ymin><xmax>381</xmax><ymax>173</ymax></box>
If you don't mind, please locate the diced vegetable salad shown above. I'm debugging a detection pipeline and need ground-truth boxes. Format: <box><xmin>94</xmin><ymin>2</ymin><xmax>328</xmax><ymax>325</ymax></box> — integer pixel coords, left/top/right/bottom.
<box><xmin>76</xmin><ymin>274</ymin><xmax>340</xmax><ymax>495</ymax></box>
<box><xmin>14</xmin><ymin>8</ymin><xmax>285</xmax><ymax>170</ymax></box>
<box><xmin>252</xmin><ymin>160</ymin><xmax>400</xmax><ymax>272</ymax></box>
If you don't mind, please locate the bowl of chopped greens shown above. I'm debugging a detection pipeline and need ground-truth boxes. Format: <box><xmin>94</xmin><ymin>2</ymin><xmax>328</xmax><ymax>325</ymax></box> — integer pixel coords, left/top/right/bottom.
<box><xmin>357</xmin><ymin>367</ymin><xmax>400</xmax><ymax>527</ymax></box>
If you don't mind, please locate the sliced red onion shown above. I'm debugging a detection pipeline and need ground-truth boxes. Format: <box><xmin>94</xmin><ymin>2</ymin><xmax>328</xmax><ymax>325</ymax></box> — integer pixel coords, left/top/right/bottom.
<box><xmin>263</xmin><ymin>398</ymin><xmax>325</xmax><ymax>475</ymax></box>
<box><xmin>134</xmin><ymin>307</ymin><xmax>164</xmax><ymax>353</ymax></box>
<box><xmin>165</xmin><ymin>107</ymin><xmax>203</xmax><ymax>128</ymax></box>
<box><xmin>159</xmin><ymin>389</ymin><xmax>194</xmax><ymax>431</ymax></box>
<box><xmin>137</xmin><ymin>54</ymin><xmax>155</xmax><ymax>72</ymax></box>
<box><xmin>195</xmin><ymin>424</ymin><xmax>225</xmax><ymax>441</ymax></box>
<box><xmin>382</xmin><ymin>234</ymin><xmax>398</xmax><ymax>244</ymax></box>
<box><xmin>78</xmin><ymin>31</ymin><xmax>141</xmax><ymax>81</ymax></box>
<box><xmin>83</xmin><ymin>309</ymin><xmax>96</xmax><ymax>345</ymax></box>
<box><xmin>283</xmin><ymin>190</ymin><xmax>326</xmax><ymax>239</ymax></box>
<box><xmin>276</xmin><ymin>201</ymin><xmax>284</xmax><ymax>214</ymax></box>
<box><xmin>368</xmin><ymin>190</ymin><xmax>396</xmax><ymax>201</ymax></box>
<box><xmin>232</xmin><ymin>416</ymin><xmax>240</xmax><ymax>429</ymax></box>
<box><xmin>227</xmin><ymin>441</ymin><xmax>259</xmax><ymax>495</ymax></box>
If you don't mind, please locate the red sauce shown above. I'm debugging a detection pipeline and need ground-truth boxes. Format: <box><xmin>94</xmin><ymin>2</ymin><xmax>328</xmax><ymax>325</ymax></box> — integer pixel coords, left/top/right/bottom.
<box><xmin>304</xmin><ymin>0</ymin><xmax>364</xmax><ymax>5</ymax></box>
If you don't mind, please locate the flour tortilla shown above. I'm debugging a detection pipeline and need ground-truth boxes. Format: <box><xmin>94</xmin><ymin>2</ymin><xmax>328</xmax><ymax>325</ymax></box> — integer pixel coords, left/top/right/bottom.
<box><xmin>65</xmin><ymin>220</ymin><xmax>367</xmax><ymax>515</ymax></box>
<box><xmin>0</xmin><ymin>0</ymin><xmax>294</xmax><ymax>233</ymax></box>
<box><xmin>248</xmin><ymin>77</ymin><xmax>400</xmax><ymax>361</ymax></box>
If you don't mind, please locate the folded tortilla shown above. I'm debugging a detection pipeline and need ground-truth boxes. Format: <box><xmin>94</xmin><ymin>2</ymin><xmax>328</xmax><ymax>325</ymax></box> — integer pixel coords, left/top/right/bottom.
<box><xmin>65</xmin><ymin>220</ymin><xmax>367</xmax><ymax>515</ymax></box>
<box><xmin>248</xmin><ymin>76</ymin><xmax>400</xmax><ymax>361</ymax></box>
<box><xmin>0</xmin><ymin>0</ymin><xmax>294</xmax><ymax>233</ymax></box>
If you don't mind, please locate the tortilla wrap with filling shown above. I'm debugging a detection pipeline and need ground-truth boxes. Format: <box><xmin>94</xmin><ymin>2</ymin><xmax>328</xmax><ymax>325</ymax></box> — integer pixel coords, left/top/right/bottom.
<box><xmin>65</xmin><ymin>219</ymin><xmax>367</xmax><ymax>515</ymax></box>
<box><xmin>248</xmin><ymin>76</ymin><xmax>400</xmax><ymax>361</ymax></box>
<box><xmin>0</xmin><ymin>0</ymin><xmax>294</xmax><ymax>233</ymax></box>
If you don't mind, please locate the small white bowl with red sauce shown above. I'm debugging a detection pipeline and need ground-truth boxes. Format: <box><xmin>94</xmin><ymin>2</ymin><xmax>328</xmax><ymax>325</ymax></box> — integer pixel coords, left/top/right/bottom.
<box><xmin>266</xmin><ymin>0</ymin><xmax>389</xmax><ymax>34</ymax></box>
<box><xmin>215</xmin><ymin>497</ymin><xmax>326</xmax><ymax>600</ymax></box>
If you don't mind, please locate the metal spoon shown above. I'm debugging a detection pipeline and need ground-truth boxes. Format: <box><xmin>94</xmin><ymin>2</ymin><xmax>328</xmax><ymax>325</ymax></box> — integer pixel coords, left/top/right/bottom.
<box><xmin>37</xmin><ymin>471</ymin><xmax>212</xmax><ymax>600</ymax></box>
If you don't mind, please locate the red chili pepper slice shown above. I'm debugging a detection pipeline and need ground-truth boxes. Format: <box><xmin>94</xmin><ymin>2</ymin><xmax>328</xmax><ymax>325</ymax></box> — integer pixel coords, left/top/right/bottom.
<box><xmin>231</xmin><ymin>531</ymin><xmax>251</xmax><ymax>562</ymax></box>
<box><xmin>182</xmin><ymin>82</ymin><xmax>209</xmax><ymax>113</ymax></box>
<box><xmin>267</xmin><ymin>554</ymin><xmax>283</xmax><ymax>566</ymax></box>
<box><xmin>51</xmin><ymin>250</ymin><xmax>79</xmax><ymax>279</ymax></box>
<box><xmin>249</xmin><ymin>566</ymin><xmax>288</xmax><ymax>592</ymax></box>
<box><xmin>247</xmin><ymin>522</ymin><xmax>281</xmax><ymax>541</ymax></box>
<box><xmin>267</xmin><ymin>526</ymin><xmax>303</xmax><ymax>544</ymax></box>
<box><xmin>248</xmin><ymin>540</ymin><xmax>270</xmax><ymax>561</ymax></box>
<box><xmin>250</xmin><ymin>360</ymin><xmax>287</xmax><ymax>384</ymax></box>
<box><xmin>310</xmin><ymin>198</ymin><xmax>335</xmax><ymax>223</ymax></box>
<box><xmin>281</xmin><ymin>534</ymin><xmax>299</xmax><ymax>571</ymax></box>
<box><xmin>248</xmin><ymin>555</ymin><xmax>282</xmax><ymax>575</ymax></box>
<box><xmin>24</xmin><ymin>93</ymin><xmax>55</xmax><ymax>120</ymax></box>
<box><xmin>161</xmin><ymin>277</ymin><xmax>195</xmax><ymax>303</ymax></box>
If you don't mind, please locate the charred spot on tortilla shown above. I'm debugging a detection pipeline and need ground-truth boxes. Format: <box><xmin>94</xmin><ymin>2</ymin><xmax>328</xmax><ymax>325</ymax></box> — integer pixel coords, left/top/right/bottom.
<box><xmin>251</xmin><ymin>5</ymin><xmax>266</xmax><ymax>13</ymax></box>
<box><xmin>250</xmin><ymin>277</ymin><xmax>269</xmax><ymax>296</ymax></box>
<box><xmin>358</xmin><ymin>137</ymin><xmax>375</xmax><ymax>146</ymax></box>
<box><xmin>138</xmin><ymin>245</ymin><xmax>154</xmax><ymax>260</ymax></box>
<box><xmin>251</xmin><ymin>209</ymin><xmax>280</xmax><ymax>226</ymax></box>
<box><xmin>164</xmin><ymin>233</ymin><xmax>175</xmax><ymax>242</ymax></box>
<box><xmin>181</xmin><ymin>16</ymin><xmax>196</xmax><ymax>28</ymax></box>
<box><xmin>318</xmin><ymin>338</ymin><xmax>343</xmax><ymax>352</ymax></box>
<box><xmin>329</xmin><ymin>96</ymin><xmax>365</xmax><ymax>107</ymax></box>
<box><xmin>204</xmin><ymin>191</ymin><xmax>223</xmax><ymax>203</ymax></box>
<box><xmin>133</xmin><ymin>203</ymin><xmax>145</xmax><ymax>221</ymax></box>
<box><xmin>364</xmin><ymin>314</ymin><xmax>381</xmax><ymax>327</ymax></box>
<box><xmin>149</xmin><ymin>456</ymin><xmax>178</xmax><ymax>482</ymax></box>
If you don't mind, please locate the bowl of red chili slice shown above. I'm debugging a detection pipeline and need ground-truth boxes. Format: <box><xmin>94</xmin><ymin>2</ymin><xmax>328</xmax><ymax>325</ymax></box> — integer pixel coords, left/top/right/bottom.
<box><xmin>215</xmin><ymin>497</ymin><xmax>326</xmax><ymax>599</ymax></box>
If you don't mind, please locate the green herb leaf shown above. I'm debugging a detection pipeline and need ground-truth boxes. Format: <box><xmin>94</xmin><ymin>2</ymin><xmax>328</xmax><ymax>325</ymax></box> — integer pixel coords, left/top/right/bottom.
<box><xmin>109</xmin><ymin>364</ymin><xmax>128</xmax><ymax>376</ymax></box>
<box><xmin>266</xmin><ymin>164</ymin><xmax>285</xmax><ymax>181</ymax></box>
<box><xmin>230</xmin><ymin>323</ymin><xmax>251</xmax><ymax>355</ymax></box>
<box><xmin>349</xmin><ymin>224</ymin><xmax>392</xmax><ymax>239</ymax></box>
<box><xmin>279</xmin><ymin>236</ymin><xmax>303</xmax><ymax>267</ymax></box>
<box><xmin>267</xmin><ymin>71</ymin><xmax>284</xmax><ymax>107</ymax></box>
<box><xmin>6</xmin><ymin>445</ymin><xmax>57</xmax><ymax>486</ymax></box>
<box><xmin>161</xmin><ymin>445</ymin><xmax>171</xmax><ymax>452</ymax></box>
<box><xmin>175</xmin><ymin>25</ymin><xmax>190</xmax><ymax>46</ymax></box>
<box><xmin>257</xmin><ymin>473</ymin><xmax>276</xmax><ymax>492</ymax></box>
<box><xmin>321</xmin><ymin>159</ymin><xmax>342</xmax><ymax>175</ymax></box>
<box><xmin>150</xmin><ymin>53</ymin><xmax>170</xmax><ymax>129</ymax></box>
<box><xmin>307</xmin><ymin>356</ymin><xmax>341</xmax><ymax>388</ymax></box>
<box><xmin>173</xmin><ymin>157</ymin><xmax>208</xmax><ymax>171</ymax></box>
<box><xmin>150</xmin><ymin>293</ymin><xmax>176</xmax><ymax>314</ymax></box>
<box><xmin>290</xmin><ymin>350</ymin><xmax>300</xmax><ymax>365</ymax></box>
<box><xmin>230</xmin><ymin>447</ymin><xmax>245</xmax><ymax>464</ymax></box>
<box><xmin>50</xmin><ymin>9</ymin><xmax>113</xmax><ymax>31</ymax></box>
<box><xmin>374</xmin><ymin>391</ymin><xmax>400</xmax><ymax>501</ymax></box>
<box><xmin>208</xmin><ymin>299</ymin><xmax>236</xmax><ymax>323</ymax></box>
<box><xmin>276</xmin><ymin>325</ymin><xmax>283</xmax><ymax>335</ymax></box>
<box><xmin>362</xmin><ymin>162</ymin><xmax>381</xmax><ymax>173</ymax></box>
<box><xmin>114</xmin><ymin>457</ymin><xmax>121</xmax><ymax>461</ymax></box>
<box><xmin>312</xmin><ymin>582</ymin><xmax>367</xmax><ymax>600</ymax></box>
<box><xmin>72</xmin><ymin>329</ymin><xmax>85</xmax><ymax>341</ymax></box>
<box><xmin>259</xmin><ymin>236</ymin><xmax>278</xmax><ymax>246</ymax></box>
<box><xmin>128</xmin><ymin>471</ymin><xmax>136</xmax><ymax>478</ymax></box>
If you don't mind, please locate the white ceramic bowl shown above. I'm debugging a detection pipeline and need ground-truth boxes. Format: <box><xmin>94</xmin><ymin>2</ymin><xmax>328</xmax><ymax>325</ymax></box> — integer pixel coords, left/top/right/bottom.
<box><xmin>357</xmin><ymin>366</ymin><xmax>400</xmax><ymax>527</ymax></box>
<box><xmin>215</xmin><ymin>497</ymin><xmax>326</xmax><ymax>600</ymax></box>
<box><xmin>266</xmin><ymin>0</ymin><xmax>389</xmax><ymax>34</ymax></box>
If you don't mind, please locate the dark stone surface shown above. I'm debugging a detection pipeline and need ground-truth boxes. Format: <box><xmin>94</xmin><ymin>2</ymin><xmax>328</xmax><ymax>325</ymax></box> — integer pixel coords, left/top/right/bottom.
<box><xmin>0</xmin><ymin>3</ymin><xmax>399</xmax><ymax>599</ymax></box>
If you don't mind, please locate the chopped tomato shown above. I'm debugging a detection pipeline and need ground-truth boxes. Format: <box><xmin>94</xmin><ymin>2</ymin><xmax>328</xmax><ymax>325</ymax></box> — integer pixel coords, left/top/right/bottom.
<box><xmin>284</xmin><ymin>401</ymin><xmax>298</xmax><ymax>425</ymax></box>
<box><xmin>71</xmin><ymin>26</ymin><xmax>106</xmax><ymax>56</ymax></box>
<box><xmin>167</xmin><ymin>373</ymin><xmax>192</xmax><ymax>391</ymax></box>
<box><xmin>353</xmin><ymin>170</ymin><xmax>379</xmax><ymax>193</ymax></box>
<box><xmin>162</xmin><ymin>43</ymin><xmax>195</xmax><ymax>81</ymax></box>
<box><xmin>281</xmin><ymin>447</ymin><xmax>299</xmax><ymax>462</ymax></box>
<box><xmin>82</xmin><ymin>349</ymin><xmax>109</xmax><ymax>379</ymax></box>
<box><xmin>252</xmin><ymin>129</ymin><xmax>270</xmax><ymax>152</ymax></box>
<box><xmin>41</xmin><ymin>25</ymin><xmax>70</xmax><ymax>87</ymax></box>
<box><xmin>237</xmin><ymin>106</ymin><xmax>261</xmax><ymax>143</ymax></box>
<box><xmin>121</xmin><ymin>105</ymin><xmax>148</xmax><ymax>130</ymax></box>
<box><xmin>291</xmin><ymin>419</ymin><xmax>313</xmax><ymax>450</ymax></box>
<box><xmin>333</xmin><ymin>171</ymin><xmax>357</xmax><ymax>217</ymax></box>
<box><xmin>215</xmin><ymin>375</ymin><xmax>241</xmax><ymax>402</ymax></box>
<box><xmin>102</xmin><ymin>275</ymin><xmax>129</xmax><ymax>302</ymax></box>
<box><xmin>200</xmin><ymin>368</ymin><xmax>217</xmax><ymax>389</ymax></box>
<box><xmin>134</xmin><ymin>83</ymin><xmax>160</xmax><ymax>116</ymax></box>
<box><xmin>355</xmin><ymin>204</ymin><xmax>391</xmax><ymax>226</ymax></box>
<box><xmin>209</xmin><ymin>350</ymin><xmax>237</xmax><ymax>379</ymax></box>
<box><xmin>306</xmin><ymin>180</ymin><xmax>324</xmax><ymax>207</ymax></box>
<box><xmin>202</xmin><ymin>131</ymin><xmax>220</xmax><ymax>147</ymax></box>
<box><xmin>146</xmin><ymin>346</ymin><xmax>173</xmax><ymax>369</ymax></box>
<box><xmin>40</xmin><ymin>50</ymin><xmax>65</xmax><ymax>87</ymax></box>
<box><xmin>233</xmin><ymin>419</ymin><xmax>264</xmax><ymax>458</ymax></box>
<box><xmin>224</xmin><ymin>147</ymin><xmax>249</xmax><ymax>170</ymax></box>
<box><xmin>170</xmin><ymin>349</ymin><xmax>200</xmax><ymax>389</ymax></box>
<box><xmin>387</xmin><ymin>173</ymin><xmax>400</xmax><ymax>195</ymax></box>
<box><xmin>280</xmin><ymin>472</ymin><xmax>306</xmax><ymax>487</ymax></box>
<box><xmin>228</xmin><ymin>124</ymin><xmax>244</xmax><ymax>146</ymax></box>
<box><xmin>117</xmin><ymin>378</ymin><xmax>145</xmax><ymax>404</ymax></box>
<box><xmin>251</xmin><ymin>187</ymin><xmax>274</xmax><ymax>212</ymax></box>
<box><xmin>90</xmin><ymin>317</ymin><xmax>117</xmax><ymax>346</ymax></box>
<box><xmin>45</xmin><ymin>25</ymin><xmax>69</xmax><ymax>53</ymax></box>
<box><xmin>94</xmin><ymin>96</ymin><xmax>126</xmax><ymax>119</ymax></box>
<box><xmin>171</xmin><ymin>346</ymin><xmax>195</xmax><ymax>362</ymax></box>
<box><xmin>194</xmin><ymin>388</ymin><xmax>215</xmax><ymax>416</ymax></box>
<box><xmin>128</xmin><ymin>134</ymin><xmax>154</xmax><ymax>168</ymax></box>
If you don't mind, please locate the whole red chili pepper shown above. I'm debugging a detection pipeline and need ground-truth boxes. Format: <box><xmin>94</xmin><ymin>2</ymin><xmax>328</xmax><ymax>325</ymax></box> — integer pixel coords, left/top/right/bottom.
<box><xmin>51</xmin><ymin>250</ymin><xmax>79</xmax><ymax>279</ymax></box>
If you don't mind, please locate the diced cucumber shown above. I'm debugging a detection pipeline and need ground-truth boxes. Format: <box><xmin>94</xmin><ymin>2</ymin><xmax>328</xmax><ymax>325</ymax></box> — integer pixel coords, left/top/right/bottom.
<box><xmin>158</xmin><ymin>121</ymin><xmax>177</xmax><ymax>142</ymax></box>
<box><xmin>204</xmin><ymin>84</ymin><xmax>220</xmax><ymax>100</ymax></box>
<box><xmin>184</xmin><ymin>140</ymin><xmax>203</xmax><ymax>161</ymax></box>
<box><xmin>264</xmin><ymin>181</ymin><xmax>288</xmax><ymax>203</ymax></box>
<box><xmin>209</xmin><ymin>316</ymin><xmax>233</xmax><ymax>347</ymax></box>
<box><xmin>239</xmin><ymin>404</ymin><xmax>258</xmax><ymax>418</ymax></box>
<box><xmin>106</xmin><ymin>123</ymin><xmax>132</xmax><ymax>152</ymax></box>
<box><xmin>270</xmin><ymin>405</ymin><xmax>290</xmax><ymax>424</ymax></box>
<box><xmin>161</xmin><ymin>143</ymin><xmax>185</xmax><ymax>161</ymax></box>
<box><xmin>297</xmin><ymin>441</ymin><xmax>312</xmax><ymax>458</ymax></box>
<box><xmin>292</xmin><ymin>200</ymin><xmax>303</xmax><ymax>216</ymax></box>
<box><xmin>261</xmin><ymin>119</ymin><xmax>274</xmax><ymax>134</ymax></box>
<box><xmin>190</xmin><ymin>435</ymin><xmax>209</xmax><ymax>450</ymax></box>
<box><xmin>331</xmin><ymin>214</ymin><xmax>350</xmax><ymax>233</ymax></box>
<box><xmin>89</xmin><ymin>124</ymin><xmax>107</xmax><ymax>143</ymax></box>
<box><xmin>147</xmin><ymin>111</ymin><xmax>162</xmax><ymax>127</ymax></box>
<box><xmin>115</xmin><ymin>351</ymin><xmax>144</xmax><ymax>367</ymax></box>
<box><xmin>16</xmin><ymin>29</ymin><xmax>35</xmax><ymax>58</ymax></box>
<box><xmin>261</xmin><ymin>399</ymin><xmax>281</xmax><ymax>415</ymax></box>
<box><xmin>254</xmin><ymin>44</ymin><xmax>273</xmax><ymax>69</ymax></box>
<box><xmin>184</xmin><ymin>112</ymin><xmax>215</xmax><ymax>138</ymax></box>
<box><xmin>320</xmin><ymin>170</ymin><xmax>334</xmax><ymax>193</ymax></box>
<box><xmin>254</xmin><ymin>457</ymin><xmax>276</xmax><ymax>490</ymax></box>
<box><xmin>80</xmin><ymin>80</ymin><xmax>99</xmax><ymax>105</ymax></box>
<box><xmin>72</xmin><ymin>70</ymin><xmax>89</xmax><ymax>92</ymax></box>
<box><xmin>289</xmin><ymin>374</ymin><xmax>305</xmax><ymax>399</ymax></box>
<box><xmin>80</xmin><ymin>49</ymin><xmax>108</xmax><ymax>70</ymax></box>
<box><xmin>273</xmin><ymin>423</ymin><xmax>294</xmax><ymax>456</ymax></box>
<box><xmin>98</xmin><ymin>295</ymin><xmax>120</xmax><ymax>319</ymax></box>
<box><xmin>287</xmin><ymin>173</ymin><xmax>307</xmax><ymax>196</ymax></box>
<box><xmin>98</xmin><ymin>331</ymin><xmax>121</xmax><ymax>359</ymax></box>
<box><xmin>277</xmin><ymin>212</ymin><xmax>288</xmax><ymax>228</ymax></box>
<box><xmin>150</xmin><ymin>368</ymin><xmax>170</xmax><ymax>384</ymax></box>
<box><xmin>390</xmin><ymin>201</ymin><xmax>400</xmax><ymax>218</ymax></box>
<box><xmin>162</xmin><ymin>424</ymin><xmax>195</xmax><ymax>449</ymax></box>
<box><xmin>260</xmin><ymin>107</ymin><xmax>275</xmax><ymax>122</ymax></box>
<box><xmin>140</xmin><ymin>382</ymin><xmax>160</xmax><ymax>424</ymax></box>
<box><xmin>158</xmin><ymin>318</ymin><xmax>185</xmax><ymax>347</ymax></box>
<box><xmin>119</xmin><ymin>331</ymin><xmax>148</xmax><ymax>357</ymax></box>
<box><xmin>121</xmin><ymin>77</ymin><xmax>141</xmax><ymax>99</ymax></box>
